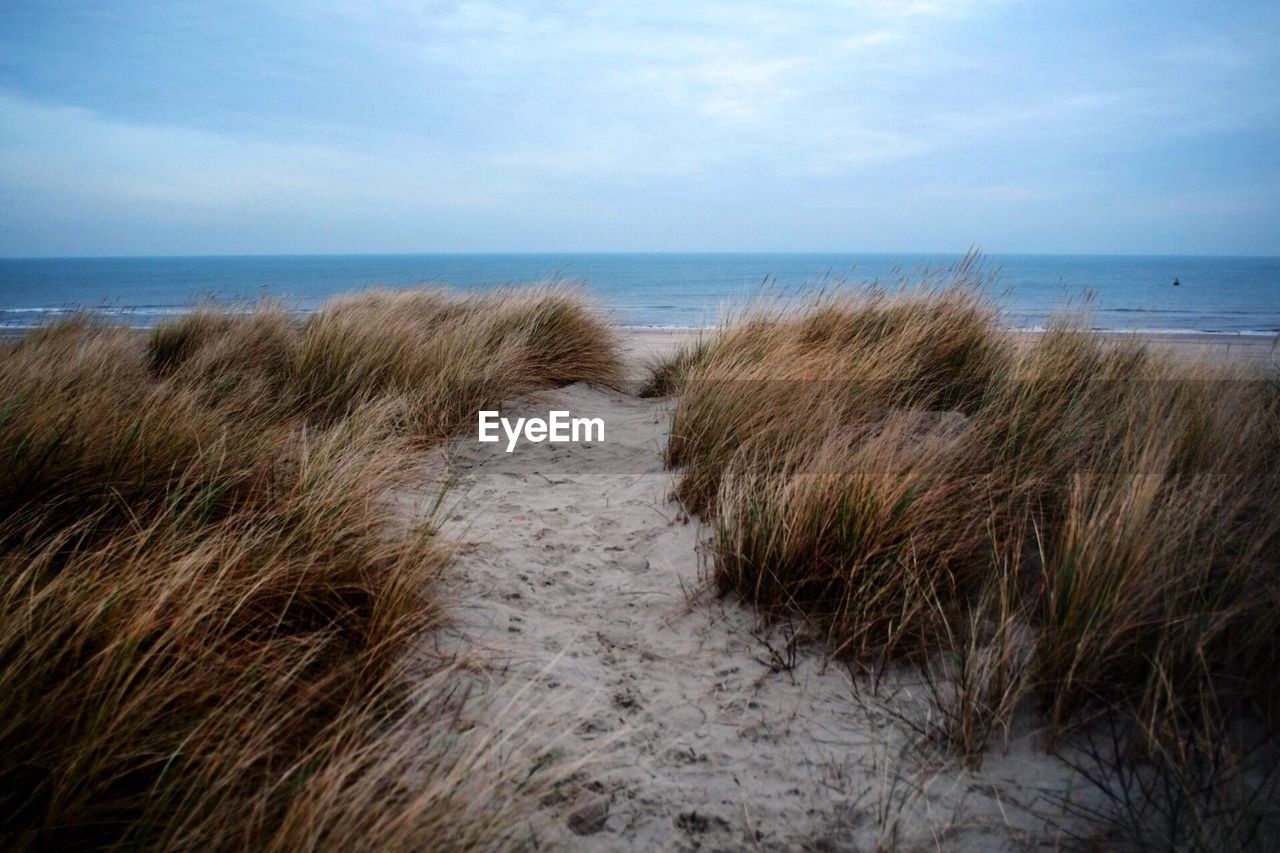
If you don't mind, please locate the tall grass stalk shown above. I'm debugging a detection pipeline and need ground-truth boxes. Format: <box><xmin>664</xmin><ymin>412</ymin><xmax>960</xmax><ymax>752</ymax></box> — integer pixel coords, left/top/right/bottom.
<box><xmin>656</xmin><ymin>260</ymin><xmax>1280</xmax><ymax>839</ymax></box>
<box><xmin>0</xmin><ymin>286</ymin><xmax>619</xmax><ymax>849</ymax></box>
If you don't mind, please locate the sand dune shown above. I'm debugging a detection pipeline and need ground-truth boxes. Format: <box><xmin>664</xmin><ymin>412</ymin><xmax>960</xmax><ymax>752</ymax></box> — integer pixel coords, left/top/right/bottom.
<box><xmin>412</xmin><ymin>383</ymin><xmax>1089</xmax><ymax>850</ymax></box>
<box><xmin>385</xmin><ymin>327</ymin><xmax>1278</xmax><ymax>850</ymax></box>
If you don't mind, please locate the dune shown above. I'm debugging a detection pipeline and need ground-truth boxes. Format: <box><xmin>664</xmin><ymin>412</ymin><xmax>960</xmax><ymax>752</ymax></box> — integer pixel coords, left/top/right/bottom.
<box><xmin>4</xmin><ymin>289</ymin><xmax>1275</xmax><ymax>850</ymax></box>
<box><xmin>410</xmin><ymin>327</ymin><xmax>1269</xmax><ymax>849</ymax></box>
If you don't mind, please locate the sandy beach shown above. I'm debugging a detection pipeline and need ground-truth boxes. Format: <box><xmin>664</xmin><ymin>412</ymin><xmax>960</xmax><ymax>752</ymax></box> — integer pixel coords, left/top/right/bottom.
<box><xmin>619</xmin><ymin>327</ymin><xmax>1280</xmax><ymax>374</ymax></box>
<box><xmin>422</xmin><ymin>385</ymin><xmax>1063</xmax><ymax>849</ymax></box>
<box><xmin>398</xmin><ymin>327</ymin><xmax>1277</xmax><ymax>850</ymax></box>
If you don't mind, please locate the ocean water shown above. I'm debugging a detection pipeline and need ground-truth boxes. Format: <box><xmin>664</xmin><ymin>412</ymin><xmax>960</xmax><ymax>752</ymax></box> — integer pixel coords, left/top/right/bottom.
<box><xmin>1</xmin><ymin>253</ymin><xmax>1278</xmax><ymax>334</ymax></box>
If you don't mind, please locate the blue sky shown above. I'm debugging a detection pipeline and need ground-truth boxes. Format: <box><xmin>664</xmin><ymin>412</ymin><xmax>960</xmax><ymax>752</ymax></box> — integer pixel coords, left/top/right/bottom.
<box><xmin>1</xmin><ymin>0</ymin><xmax>1277</xmax><ymax>256</ymax></box>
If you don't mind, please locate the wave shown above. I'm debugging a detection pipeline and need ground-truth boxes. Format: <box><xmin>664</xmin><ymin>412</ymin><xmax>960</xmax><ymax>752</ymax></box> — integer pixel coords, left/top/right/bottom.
<box><xmin>4</xmin><ymin>306</ymin><xmax>1278</xmax><ymax>337</ymax></box>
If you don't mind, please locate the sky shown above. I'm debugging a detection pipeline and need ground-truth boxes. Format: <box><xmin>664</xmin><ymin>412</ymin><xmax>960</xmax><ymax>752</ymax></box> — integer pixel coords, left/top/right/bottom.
<box><xmin>1</xmin><ymin>0</ymin><xmax>1278</xmax><ymax>256</ymax></box>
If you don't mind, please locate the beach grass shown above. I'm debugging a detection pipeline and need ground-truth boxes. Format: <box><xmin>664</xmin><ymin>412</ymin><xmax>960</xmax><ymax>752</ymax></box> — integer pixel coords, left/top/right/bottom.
<box><xmin>655</xmin><ymin>266</ymin><xmax>1280</xmax><ymax>842</ymax></box>
<box><xmin>0</xmin><ymin>286</ymin><xmax>618</xmax><ymax>849</ymax></box>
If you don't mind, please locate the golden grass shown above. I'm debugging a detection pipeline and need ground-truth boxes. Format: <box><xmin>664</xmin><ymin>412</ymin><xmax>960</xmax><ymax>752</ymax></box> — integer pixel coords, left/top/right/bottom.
<box><xmin>0</xmin><ymin>286</ymin><xmax>619</xmax><ymax>849</ymax></box>
<box><xmin>657</xmin><ymin>267</ymin><xmax>1280</xmax><ymax>747</ymax></box>
<box><xmin>657</xmin><ymin>270</ymin><xmax>1280</xmax><ymax>843</ymax></box>
<box><xmin>637</xmin><ymin>336</ymin><xmax>717</xmax><ymax>398</ymax></box>
<box><xmin>292</xmin><ymin>286</ymin><xmax>620</xmax><ymax>437</ymax></box>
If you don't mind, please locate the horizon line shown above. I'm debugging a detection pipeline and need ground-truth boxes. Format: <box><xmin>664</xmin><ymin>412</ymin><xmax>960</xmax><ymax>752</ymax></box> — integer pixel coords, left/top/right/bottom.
<box><xmin>4</xmin><ymin>250</ymin><xmax>1280</xmax><ymax>261</ymax></box>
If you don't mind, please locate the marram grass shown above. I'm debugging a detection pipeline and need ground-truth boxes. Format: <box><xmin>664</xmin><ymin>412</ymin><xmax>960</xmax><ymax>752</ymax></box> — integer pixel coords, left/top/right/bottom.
<box><xmin>656</xmin><ymin>269</ymin><xmax>1280</xmax><ymax>745</ymax></box>
<box><xmin>0</xmin><ymin>286</ymin><xmax>619</xmax><ymax>850</ymax></box>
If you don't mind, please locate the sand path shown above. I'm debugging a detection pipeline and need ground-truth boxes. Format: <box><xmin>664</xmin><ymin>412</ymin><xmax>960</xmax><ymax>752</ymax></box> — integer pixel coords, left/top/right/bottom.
<box><xmin>436</xmin><ymin>383</ymin><xmax>878</xmax><ymax>850</ymax></box>
<box><xmin>412</xmin><ymin>380</ymin><xmax>1081</xmax><ymax>852</ymax></box>
<box><xmin>420</xmin><ymin>325</ymin><xmax>1275</xmax><ymax>850</ymax></box>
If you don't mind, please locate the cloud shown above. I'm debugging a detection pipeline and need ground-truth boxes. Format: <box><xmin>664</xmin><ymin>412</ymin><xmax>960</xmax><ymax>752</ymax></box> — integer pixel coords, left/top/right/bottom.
<box><xmin>857</xmin><ymin>0</ymin><xmax>994</xmax><ymax>20</ymax></box>
<box><xmin>838</xmin><ymin>29</ymin><xmax>905</xmax><ymax>51</ymax></box>
<box><xmin>1</xmin><ymin>0</ymin><xmax>1278</xmax><ymax>253</ymax></box>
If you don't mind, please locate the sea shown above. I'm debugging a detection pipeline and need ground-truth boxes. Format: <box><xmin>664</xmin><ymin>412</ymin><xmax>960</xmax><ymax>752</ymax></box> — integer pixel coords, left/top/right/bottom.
<box><xmin>1</xmin><ymin>253</ymin><xmax>1278</xmax><ymax>335</ymax></box>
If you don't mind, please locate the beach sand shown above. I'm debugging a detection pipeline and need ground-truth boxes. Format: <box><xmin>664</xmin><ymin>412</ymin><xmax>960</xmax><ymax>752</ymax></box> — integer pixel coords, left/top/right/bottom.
<box><xmin>389</xmin><ymin>328</ymin><xmax>1278</xmax><ymax>850</ymax></box>
<box><xmin>618</xmin><ymin>327</ymin><xmax>1280</xmax><ymax>374</ymax></box>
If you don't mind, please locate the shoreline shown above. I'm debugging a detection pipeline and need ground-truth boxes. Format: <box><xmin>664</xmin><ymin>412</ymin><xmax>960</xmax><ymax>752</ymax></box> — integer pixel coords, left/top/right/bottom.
<box><xmin>618</xmin><ymin>326</ymin><xmax>1280</xmax><ymax>374</ymax></box>
<box><xmin>6</xmin><ymin>321</ymin><xmax>1275</xmax><ymax>357</ymax></box>
<box><xmin>6</xmin><ymin>323</ymin><xmax>1275</xmax><ymax>371</ymax></box>
<box><xmin>4</xmin><ymin>321</ymin><xmax>1279</xmax><ymax>336</ymax></box>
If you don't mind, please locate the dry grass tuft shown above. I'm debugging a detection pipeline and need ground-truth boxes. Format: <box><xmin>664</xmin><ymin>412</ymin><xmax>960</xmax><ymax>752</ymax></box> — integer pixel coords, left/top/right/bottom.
<box><xmin>658</xmin><ymin>260</ymin><xmax>1280</xmax><ymax>836</ymax></box>
<box><xmin>666</xmin><ymin>282</ymin><xmax>1008</xmax><ymax>515</ymax></box>
<box><xmin>293</xmin><ymin>285</ymin><xmax>620</xmax><ymax>437</ymax></box>
<box><xmin>0</xmin><ymin>285</ymin><xmax>618</xmax><ymax>849</ymax></box>
<box><xmin>638</xmin><ymin>336</ymin><xmax>718</xmax><ymax>398</ymax></box>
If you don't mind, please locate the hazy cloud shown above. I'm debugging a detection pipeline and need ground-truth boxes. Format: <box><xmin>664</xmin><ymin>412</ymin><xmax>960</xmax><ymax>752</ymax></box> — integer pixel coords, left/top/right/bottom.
<box><xmin>1</xmin><ymin>0</ymin><xmax>1277</xmax><ymax>254</ymax></box>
